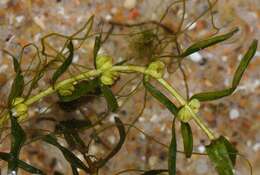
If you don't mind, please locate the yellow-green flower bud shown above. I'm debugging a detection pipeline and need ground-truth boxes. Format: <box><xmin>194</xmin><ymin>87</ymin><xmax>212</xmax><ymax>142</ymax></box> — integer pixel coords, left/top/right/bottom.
<box><xmin>100</xmin><ymin>71</ymin><xmax>119</xmax><ymax>85</ymax></box>
<box><xmin>11</xmin><ymin>97</ymin><xmax>28</xmax><ymax>121</ymax></box>
<box><xmin>96</xmin><ymin>55</ymin><xmax>113</xmax><ymax>71</ymax></box>
<box><xmin>189</xmin><ymin>98</ymin><xmax>200</xmax><ymax>113</ymax></box>
<box><xmin>96</xmin><ymin>55</ymin><xmax>119</xmax><ymax>85</ymax></box>
<box><xmin>177</xmin><ymin>99</ymin><xmax>200</xmax><ymax>123</ymax></box>
<box><xmin>145</xmin><ymin>61</ymin><xmax>165</xmax><ymax>78</ymax></box>
<box><xmin>177</xmin><ymin>105</ymin><xmax>192</xmax><ymax>122</ymax></box>
<box><xmin>58</xmin><ymin>83</ymin><xmax>75</xmax><ymax>96</ymax></box>
<box><xmin>101</xmin><ymin>74</ymin><xmax>113</xmax><ymax>85</ymax></box>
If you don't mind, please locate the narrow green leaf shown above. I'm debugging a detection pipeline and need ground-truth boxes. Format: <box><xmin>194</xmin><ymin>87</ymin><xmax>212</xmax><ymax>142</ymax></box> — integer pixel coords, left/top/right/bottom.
<box><xmin>58</xmin><ymin>119</ymin><xmax>92</xmax><ymax>130</ymax></box>
<box><xmin>3</xmin><ymin>51</ymin><xmax>21</xmax><ymax>73</ymax></box>
<box><xmin>101</xmin><ymin>25</ymin><xmax>114</xmax><ymax>44</ymax></box>
<box><xmin>100</xmin><ymin>84</ymin><xmax>118</xmax><ymax>112</ymax></box>
<box><xmin>180</xmin><ymin>122</ymin><xmax>193</xmax><ymax>158</ymax></box>
<box><xmin>7</xmin><ymin>52</ymin><xmax>25</xmax><ymax>106</ymax></box>
<box><xmin>16</xmin><ymin>159</ymin><xmax>45</xmax><ymax>174</ymax></box>
<box><xmin>96</xmin><ymin>117</ymin><xmax>126</xmax><ymax>168</ymax></box>
<box><xmin>143</xmin><ymin>79</ymin><xmax>178</xmax><ymax>116</ymax></box>
<box><xmin>93</xmin><ymin>35</ymin><xmax>102</xmax><ymax>68</ymax></box>
<box><xmin>12</xmin><ymin>55</ymin><xmax>21</xmax><ymax>74</ymax></box>
<box><xmin>168</xmin><ymin>120</ymin><xmax>177</xmax><ymax>175</ymax></box>
<box><xmin>72</xmin><ymin>166</ymin><xmax>79</xmax><ymax>175</ymax></box>
<box><xmin>59</xmin><ymin>79</ymin><xmax>100</xmax><ymax>102</ymax></box>
<box><xmin>191</xmin><ymin>88</ymin><xmax>234</xmax><ymax>102</ymax></box>
<box><xmin>8</xmin><ymin>114</ymin><xmax>26</xmax><ymax>173</ymax></box>
<box><xmin>43</xmin><ymin>134</ymin><xmax>90</xmax><ymax>174</ymax></box>
<box><xmin>52</xmin><ymin>40</ymin><xmax>74</xmax><ymax>85</ymax></box>
<box><xmin>191</xmin><ymin>39</ymin><xmax>258</xmax><ymax>102</ymax></box>
<box><xmin>71</xmin><ymin>15</ymin><xmax>94</xmax><ymax>38</ymax></box>
<box><xmin>8</xmin><ymin>74</ymin><xmax>24</xmax><ymax>106</ymax></box>
<box><xmin>0</xmin><ymin>152</ymin><xmax>44</xmax><ymax>174</ymax></box>
<box><xmin>232</xmin><ymin>39</ymin><xmax>258</xmax><ymax>87</ymax></box>
<box><xmin>141</xmin><ymin>169</ymin><xmax>168</xmax><ymax>175</ymax></box>
<box><xmin>0</xmin><ymin>152</ymin><xmax>9</xmax><ymax>160</ymax></box>
<box><xmin>180</xmin><ymin>28</ymin><xmax>239</xmax><ymax>57</ymax></box>
<box><xmin>62</xmin><ymin>132</ymin><xmax>77</xmax><ymax>148</ymax></box>
<box><xmin>219</xmin><ymin>136</ymin><xmax>238</xmax><ymax>166</ymax></box>
<box><xmin>26</xmin><ymin>59</ymin><xmax>57</xmax><ymax>98</ymax></box>
<box><xmin>70</xmin><ymin>131</ymin><xmax>88</xmax><ymax>152</ymax></box>
<box><xmin>206</xmin><ymin>136</ymin><xmax>234</xmax><ymax>175</ymax></box>
<box><xmin>56</xmin><ymin>120</ymin><xmax>90</xmax><ymax>153</ymax></box>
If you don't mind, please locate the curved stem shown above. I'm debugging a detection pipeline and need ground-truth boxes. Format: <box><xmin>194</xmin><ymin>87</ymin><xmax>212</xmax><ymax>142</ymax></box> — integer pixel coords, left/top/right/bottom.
<box><xmin>25</xmin><ymin>69</ymin><xmax>102</xmax><ymax>105</ymax></box>
<box><xmin>157</xmin><ymin>78</ymin><xmax>215</xmax><ymax>140</ymax></box>
<box><xmin>157</xmin><ymin>78</ymin><xmax>186</xmax><ymax>105</ymax></box>
<box><xmin>1</xmin><ymin>65</ymin><xmax>216</xmax><ymax>140</ymax></box>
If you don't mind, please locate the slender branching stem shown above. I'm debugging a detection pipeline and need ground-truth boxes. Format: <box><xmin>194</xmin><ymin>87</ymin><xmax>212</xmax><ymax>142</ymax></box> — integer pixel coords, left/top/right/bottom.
<box><xmin>25</xmin><ymin>69</ymin><xmax>102</xmax><ymax>105</ymax></box>
<box><xmin>1</xmin><ymin>65</ymin><xmax>216</xmax><ymax>140</ymax></box>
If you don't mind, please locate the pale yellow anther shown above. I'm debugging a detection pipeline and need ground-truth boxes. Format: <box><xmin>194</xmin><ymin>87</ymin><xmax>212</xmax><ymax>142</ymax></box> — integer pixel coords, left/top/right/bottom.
<box><xmin>177</xmin><ymin>105</ymin><xmax>192</xmax><ymax>122</ymax></box>
<box><xmin>96</xmin><ymin>55</ymin><xmax>119</xmax><ymax>85</ymax></box>
<box><xmin>177</xmin><ymin>98</ymin><xmax>201</xmax><ymax>123</ymax></box>
<box><xmin>11</xmin><ymin>97</ymin><xmax>28</xmax><ymax>121</ymax></box>
<box><xmin>189</xmin><ymin>98</ymin><xmax>200</xmax><ymax>113</ymax></box>
<box><xmin>58</xmin><ymin>83</ymin><xmax>75</xmax><ymax>96</ymax></box>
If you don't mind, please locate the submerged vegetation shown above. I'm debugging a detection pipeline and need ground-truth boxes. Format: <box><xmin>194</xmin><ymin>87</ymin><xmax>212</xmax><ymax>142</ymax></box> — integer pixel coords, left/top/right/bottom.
<box><xmin>0</xmin><ymin>0</ymin><xmax>258</xmax><ymax>175</ymax></box>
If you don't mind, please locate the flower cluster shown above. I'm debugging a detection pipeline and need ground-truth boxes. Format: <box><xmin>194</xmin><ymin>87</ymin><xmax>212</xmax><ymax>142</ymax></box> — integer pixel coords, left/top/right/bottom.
<box><xmin>58</xmin><ymin>83</ymin><xmax>75</xmax><ymax>96</ymax></box>
<box><xmin>11</xmin><ymin>97</ymin><xmax>28</xmax><ymax>121</ymax></box>
<box><xmin>145</xmin><ymin>61</ymin><xmax>165</xmax><ymax>79</ymax></box>
<box><xmin>177</xmin><ymin>98</ymin><xmax>200</xmax><ymax>122</ymax></box>
<box><xmin>96</xmin><ymin>55</ymin><xmax>119</xmax><ymax>85</ymax></box>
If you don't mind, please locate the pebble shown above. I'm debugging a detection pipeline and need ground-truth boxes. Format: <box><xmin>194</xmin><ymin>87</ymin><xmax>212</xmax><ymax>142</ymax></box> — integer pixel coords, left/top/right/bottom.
<box><xmin>221</xmin><ymin>55</ymin><xmax>228</xmax><ymax>62</ymax></box>
<box><xmin>33</xmin><ymin>16</ymin><xmax>46</xmax><ymax>29</ymax></box>
<box><xmin>138</xmin><ymin>117</ymin><xmax>145</xmax><ymax>122</ymax></box>
<box><xmin>197</xmin><ymin>145</ymin><xmax>205</xmax><ymax>153</ymax></box>
<box><xmin>148</xmin><ymin>156</ymin><xmax>158</xmax><ymax>167</ymax></box>
<box><xmin>237</xmin><ymin>54</ymin><xmax>243</xmax><ymax>61</ymax></box>
<box><xmin>189</xmin><ymin>52</ymin><xmax>203</xmax><ymax>62</ymax></box>
<box><xmin>15</xmin><ymin>15</ymin><xmax>25</xmax><ymax>24</ymax></box>
<box><xmin>255</xmin><ymin>51</ymin><xmax>260</xmax><ymax>57</ymax></box>
<box><xmin>0</xmin><ymin>0</ymin><xmax>9</xmax><ymax>6</ymax></box>
<box><xmin>150</xmin><ymin>114</ymin><xmax>159</xmax><ymax>123</ymax></box>
<box><xmin>252</xmin><ymin>142</ymin><xmax>260</xmax><ymax>152</ymax></box>
<box><xmin>89</xmin><ymin>145</ymin><xmax>99</xmax><ymax>155</ymax></box>
<box><xmin>108</xmin><ymin>135</ymin><xmax>116</xmax><ymax>144</ymax></box>
<box><xmin>123</xmin><ymin>0</ymin><xmax>137</xmax><ymax>10</ymax></box>
<box><xmin>109</xmin><ymin>113</ymin><xmax>119</xmax><ymax>122</ymax></box>
<box><xmin>195</xmin><ymin>159</ymin><xmax>208</xmax><ymax>174</ymax></box>
<box><xmin>72</xmin><ymin>54</ymin><xmax>79</xmax><ymax>63</ymax></box>
<box><xmin>229</xmin><ymin>108</ymin><xmax>240</xmax><ymax>120</ymax></box>
<box><xmin>237</xmin><ymin>79</ymin><xmax>260</xmax><ymax>92</ymax></box>
<box><xmin>104</xmin><ymin>14</ymin><xmax>112</xmax><ymax>21</ymax></box>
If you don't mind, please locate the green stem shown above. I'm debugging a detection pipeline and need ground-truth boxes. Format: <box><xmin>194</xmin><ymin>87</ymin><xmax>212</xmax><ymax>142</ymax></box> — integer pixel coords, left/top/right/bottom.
<box><xmin>25</xmin><ymin>69</ymin><xmax>102</xmax><ymax>105</ymax></box>
<box><xmin>157</xmin><ymin>78</ymin><xmax>186</xmax><ymax>105</ymax></box>
<box><xmin>186</xmin><ymin>107</ymin><xmax>215</xmax><ymax>140</ymax></box>
<box><xmin>1</xmin><ymin>65</ymin><xmax>216</xmax><ymax>140</ymax></box>
<box><xmin>156</xmin><ymin>78</ymin><xmax>215</xmax><ymax>140</ymax></box>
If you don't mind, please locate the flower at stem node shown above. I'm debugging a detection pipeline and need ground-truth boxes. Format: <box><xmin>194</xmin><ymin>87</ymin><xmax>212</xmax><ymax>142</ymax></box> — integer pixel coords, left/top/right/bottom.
<box><xmin>145</xmin><ymin>61</ymin><xmax>165</xmax><ymax>79</ymax></box>
<box><xmin>96</xmin><ymin>55</ymin><xmax>119</xmax><ymax>85</ymax></box>
<box><xmin>11</xmin><ymin>97</ymin><xmax>28</xmax><ymax>121</ymax></box>
<box><xmin>177</xmin><ymin>99</ymin><xmax>200</xmax><ymax>122</ymax></box>
<box><xmin>58</xmin><ymin>83</ymin><xmax>75</xmax><ymax>96</ymax></box>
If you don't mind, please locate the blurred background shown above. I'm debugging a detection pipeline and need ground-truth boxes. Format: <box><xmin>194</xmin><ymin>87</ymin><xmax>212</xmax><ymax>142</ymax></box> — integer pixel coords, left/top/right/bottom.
<box><xmin>0</xmin><ymin>0</ymin><xmax>259</xmax><ymax>174</ymax></box>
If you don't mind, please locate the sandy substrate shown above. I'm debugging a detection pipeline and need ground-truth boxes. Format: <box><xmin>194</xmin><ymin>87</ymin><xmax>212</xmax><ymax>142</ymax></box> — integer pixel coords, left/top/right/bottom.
<box><xmin>0</xmin><ymin>0</ymin><xmax>259</xmax><ymax>174</ymax></box>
